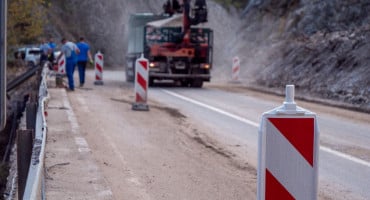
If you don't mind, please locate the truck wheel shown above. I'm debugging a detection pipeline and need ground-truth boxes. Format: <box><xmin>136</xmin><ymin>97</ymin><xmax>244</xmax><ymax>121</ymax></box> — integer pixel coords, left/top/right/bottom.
<box><xmin>27</xmin><ymin>61</ymin><xmax>35</xmax><ymax>68</ymax></box>
<box><xmin>190</xmin><ymin>79</ymin><xmax>203</xmax><ymax>88</ymax></box>
<box><xmin>181</xmin><ymin>80</ymin><xmax>189</xmax><ymax>87</ymax></box>
<box><xmin>149</xmin><ymin>78</ymin><xmax>154</xmax><ymax>86</ymax></box>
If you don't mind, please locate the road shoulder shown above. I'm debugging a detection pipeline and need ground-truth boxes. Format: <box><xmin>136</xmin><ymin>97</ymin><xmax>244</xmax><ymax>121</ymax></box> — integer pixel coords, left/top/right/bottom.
<box><xmin>44</xmin><ymin>88</ymin><xmax>113</xmax><ymax>199</ymax></box>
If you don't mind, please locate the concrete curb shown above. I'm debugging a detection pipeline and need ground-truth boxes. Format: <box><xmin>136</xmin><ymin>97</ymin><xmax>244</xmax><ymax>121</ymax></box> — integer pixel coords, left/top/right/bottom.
<box><xmin>245</xmin><ymin>84</ymin><xmax>370</xmax><ymax>114</ymax></box>
<box><xmin>220</xmin><ymin>81</ymin><xmax>370</xmax><ymax>114</ymax></box>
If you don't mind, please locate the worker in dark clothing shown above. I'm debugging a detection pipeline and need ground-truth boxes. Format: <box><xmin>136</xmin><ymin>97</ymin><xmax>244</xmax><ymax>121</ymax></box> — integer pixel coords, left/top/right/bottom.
<box><xmin>194</xmin><ymin>0</ymin><xmax>207</xmax><ymax>8</ymax></box>
<box><xmin>193</xmin><ymin>0</ymin><xmax>208</xmax><ymax>23</ymax></box>
<box><xmin>163</xmin><ymin>0</ymin><xmax>182</xmax><ymax>16</ymax></box>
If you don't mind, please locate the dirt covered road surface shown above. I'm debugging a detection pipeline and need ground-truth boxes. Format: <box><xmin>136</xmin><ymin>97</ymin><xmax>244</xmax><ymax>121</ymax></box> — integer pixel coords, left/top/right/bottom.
<box><xmin>44</xmin><ymin>69</ymin><xmax>256</xmax><ymax>200</ymax></box>
<box><xmin>44</xmin><ymin>68</ymin><xmax>370</xmax><ymax>200</ymax></box>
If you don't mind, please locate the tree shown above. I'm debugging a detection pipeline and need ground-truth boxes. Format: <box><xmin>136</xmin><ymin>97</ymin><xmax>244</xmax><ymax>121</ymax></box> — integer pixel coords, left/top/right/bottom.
<box><xmin>7</xmin><ymin>0</ymin><xmax>49</xmax><ymax>46</ymax></box>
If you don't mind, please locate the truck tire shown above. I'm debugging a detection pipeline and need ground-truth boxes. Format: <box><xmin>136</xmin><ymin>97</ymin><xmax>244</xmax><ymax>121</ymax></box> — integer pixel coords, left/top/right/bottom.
<box><xmin>149</xmin><ymin>77</ymin><xmax>154</xmax><ymax>86</ymax></box>
<box><xmin>27</xmin><ymin>61</ymin><xmax>35</xmax><ymax>68</ymax></box>
<box><xmin>180</xmin><ymin>80</ymin><xmax>190</xmax><ymax>87</ymax></box>
<box><xmin>190</xmin><ymin>79</ymin><xmax>203</xmax><ymax>88</ymax></box>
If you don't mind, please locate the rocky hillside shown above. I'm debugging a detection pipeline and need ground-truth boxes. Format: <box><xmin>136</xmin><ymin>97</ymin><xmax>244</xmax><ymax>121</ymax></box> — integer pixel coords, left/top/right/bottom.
<box><xmin>215</xmin><ymin>0</ymin><xmax>370</xmax><ymax>112</ymax></box>
<box><xmin>45</xmin><ymin>0</ymin><xmax>369</xmax><ymax>112</ymax></box>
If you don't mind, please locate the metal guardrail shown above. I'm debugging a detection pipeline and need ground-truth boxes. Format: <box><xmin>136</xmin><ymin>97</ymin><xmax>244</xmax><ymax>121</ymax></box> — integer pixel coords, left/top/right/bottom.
<box><xmin>22</xmin><ymin>64</ymin><xmax>49</xmax><ymax>200</ymax></box>
<box><xmin>0</xmin><ymin>0</ymin><xmax>7</xmax><ymax>130</ymax></box>
<box><xmin>7</xmin><ymin>65</ymin><xmax>42</xmax><ymax>92</ymax></box>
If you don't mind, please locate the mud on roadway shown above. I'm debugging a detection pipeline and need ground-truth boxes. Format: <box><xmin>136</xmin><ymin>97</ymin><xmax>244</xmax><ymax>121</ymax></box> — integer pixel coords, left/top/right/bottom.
<box><xmin>44</xmin><ymin>68</ymin><xmax>367</xmax><ymax>199</ymax></box>
<box><xmin>44</xmin><ymin>69</ymin><xmax>256</xmax><ymax>200</ymax></box>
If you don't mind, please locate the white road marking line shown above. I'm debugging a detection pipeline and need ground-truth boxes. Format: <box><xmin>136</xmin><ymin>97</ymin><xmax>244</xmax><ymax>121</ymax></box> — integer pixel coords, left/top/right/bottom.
<box><xmin>62</xmin><ymin>90</ymin><xmax>114</xmax><ymax>196</ymax></box>
<box><xmin>162</xmin><ymin>89</ymin><xmax>370</xmax><ymax>168</ymax></box>
<box><xmin>162</xmin><ymin>89</ymin><xmax>260</xmax><ymax>127</ymax></box>
<box><xmin>63</xmin><ymin>93</ymin><xmax>79</xmax><ymax>134</ymax></box>
<box><xmin>75</xmin><ymin>137</ymin><xmax>88</xmax><ymax>147</ymax></box>
<box><xmin>97</xmin><ymin>126</ymin><xmax>152</xmax><ymax>199</ymax></box>
<box><xmin>320</xmin><ymin>146</ymin><xmax>370</xmax><ymax>168</ymax></box>
<box><xmin>75</xmin><ymin>137</ymin><xmax>91</xmax><ymax>153</ymax></box>
<box><xmin>98</xmin><ymin>190</ymin><xmax>113</xmax><ymax>197</ymax></box>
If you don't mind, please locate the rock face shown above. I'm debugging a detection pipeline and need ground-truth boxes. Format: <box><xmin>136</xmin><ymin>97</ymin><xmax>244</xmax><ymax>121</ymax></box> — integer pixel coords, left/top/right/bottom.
<box><xmin>48</xmin><ymin>0</ymin><xmax>162</xmax><ymax>66</ymax></box>
<box><xmin>241</xmin><ymin>0</ymin><xmax>370</xmax><ymax>111</ymax></box>
<box><xmin>47</xmin><ymin>0</ymin><xmax>369</xmax><ymax>111</ymax></box>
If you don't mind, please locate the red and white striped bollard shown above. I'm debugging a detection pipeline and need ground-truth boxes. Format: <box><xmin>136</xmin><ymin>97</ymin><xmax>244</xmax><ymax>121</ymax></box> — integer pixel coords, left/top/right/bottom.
<box><xmin>55</xmin><ymin>53</ymin><xmax>66</xmax><ymax>87</ymax></box>
<box><xmin>132</xmin><ymin>54</ymin><xmax>149</xmax><ymax>111</ymax></box>
<box><xmin>232</xmin><ymin>56</ymin><xmax>240</xmax><ymax>82</ymax></box>
<box><xmin>258</xmin><ymin>85</ymin><xmax>319</xmax><ymax>200</ymax></box>
<box><xmin>57</xmin><ymin>54</ymin><xmax>66</xmax><ymax>74</ymax></box>
<box><xmin>94</xmin><ymin>51</ymin><xmax>104</xmax><ymax>85</ymax></box>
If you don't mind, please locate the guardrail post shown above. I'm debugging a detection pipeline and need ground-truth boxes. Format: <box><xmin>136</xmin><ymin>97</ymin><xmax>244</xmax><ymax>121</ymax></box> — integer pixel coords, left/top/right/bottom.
<box><xmin>0</xmin><ymin>0</ymin><xmax>7</xmax><ymax>130</ymax></box>
<box><xmin>26</xmin><ymin>93</ymin><xmax>37</xmax><ymax>131</ymax></box>
<box><xmin>17</xmin><ymin>129</ymin><xmax>33</xmax><ymax>200</ymax></box>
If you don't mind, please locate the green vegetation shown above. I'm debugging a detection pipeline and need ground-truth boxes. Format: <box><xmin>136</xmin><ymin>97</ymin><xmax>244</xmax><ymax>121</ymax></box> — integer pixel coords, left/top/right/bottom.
<box><xmin>7</xmin><ymin>0</ymin><xmax>49</xmax><ymax>46</ymax></box>
<box><xmin>212</xmin><ymin>0</ymin><xmax>249</xmax><ymax>9</ymax></box>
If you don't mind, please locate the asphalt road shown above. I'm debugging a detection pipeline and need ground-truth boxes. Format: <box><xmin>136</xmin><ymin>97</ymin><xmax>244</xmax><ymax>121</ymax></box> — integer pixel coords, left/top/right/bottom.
<box><xmin>148</xmin><ymin>85</ymin><xmax>370</xmax><ymax>200</ymax></box>
<box><xmin>45</xmin><ymin>69</ymin><xmax>369</xmax><ymax>199</ymax></box>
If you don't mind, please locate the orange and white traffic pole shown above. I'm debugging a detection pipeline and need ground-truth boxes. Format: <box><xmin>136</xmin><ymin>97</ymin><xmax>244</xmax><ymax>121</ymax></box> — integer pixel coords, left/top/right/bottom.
<box><xmin>258</xmin><ymin>85</ymin><xmax>319</xmax><ymax>200</ymax></box>
<box><xmin>132</xmin><ymin>53</ymin><xmax>149</xmax><ymax>111</ymax></box>
<box><xmin>94</xmin><ymin>51</ymin><xmax>104</xmax><ymax>85</ymax></box>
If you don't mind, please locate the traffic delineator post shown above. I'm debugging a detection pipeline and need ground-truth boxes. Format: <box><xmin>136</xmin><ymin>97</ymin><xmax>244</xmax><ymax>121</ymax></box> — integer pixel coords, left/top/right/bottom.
<box><xmin>132</xmin><ymin>53</ymin><xmax>149</xmax><ymax>111</ymax></box>
<box><xmin>258</xmin><ymin>85</ymin><xmax>319</xmax><ymax>200</ymax></box>
<box><xmin>55</xmin><ymin>54</ymin><xmax>66</xmax><ymax>87</ymax></box>
<box><xmin>57</xmin><ymin>54</ymin><xmax>66</xmax><ymax>74</ymax></box>
<box><xmin>94</xmin><ymin>51</ymin><xmax>104</xmax><ymax>85</ymax></box>
<box><xmin>231</xmin><ymin>56</ymin><xmax>240</xmax><ymax>82</ymax></box>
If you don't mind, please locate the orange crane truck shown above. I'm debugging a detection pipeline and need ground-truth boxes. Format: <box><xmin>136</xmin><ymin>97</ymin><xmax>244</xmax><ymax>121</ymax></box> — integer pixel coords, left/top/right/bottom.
<box><xmin>126</xmin><ymin>0</ymin><xmax>213</xmax><ymax>87</ymax></box>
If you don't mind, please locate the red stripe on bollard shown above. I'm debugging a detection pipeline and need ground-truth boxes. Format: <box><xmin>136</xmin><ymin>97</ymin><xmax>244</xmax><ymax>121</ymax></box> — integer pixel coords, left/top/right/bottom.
<box><xmin>269</xmin><ymin>118</ymin><xmax>314</xmax><ymax>166</ymax></box>
<box><xmin>137</xmin><ymin>73</ymin><xmax>147</xmax><ymax>91</ymax></box>
<box><xmin>265</xmin><ymin>169</ymin><xmax>294</xmax><ymax>200</ymax></box>
<box><xmin>139</xmin><ymin>60</ymin><xmax>148</xmax><ymax>70</ymax></box>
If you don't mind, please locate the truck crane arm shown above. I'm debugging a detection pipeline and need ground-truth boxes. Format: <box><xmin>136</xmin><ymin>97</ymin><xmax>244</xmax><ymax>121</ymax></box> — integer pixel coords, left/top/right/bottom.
<box><xmin>182</xmin><ymin>0</ymin><xmax>208</xmax><ymax>31</ymax></box>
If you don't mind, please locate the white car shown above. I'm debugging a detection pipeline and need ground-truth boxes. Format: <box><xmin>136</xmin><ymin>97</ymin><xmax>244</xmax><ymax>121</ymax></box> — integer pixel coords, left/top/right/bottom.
<box><xmin>14</xmin><ymin>47</ymin><xmax>41</xmax><ymax>67</ymax></box>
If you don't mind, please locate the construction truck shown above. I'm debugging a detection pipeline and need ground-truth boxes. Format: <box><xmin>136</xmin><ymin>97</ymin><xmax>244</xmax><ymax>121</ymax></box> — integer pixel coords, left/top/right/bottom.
<box><xmin>126</xmin><ymin>0</ymin><xmax>213</xmax><ymax>87</ymax></box>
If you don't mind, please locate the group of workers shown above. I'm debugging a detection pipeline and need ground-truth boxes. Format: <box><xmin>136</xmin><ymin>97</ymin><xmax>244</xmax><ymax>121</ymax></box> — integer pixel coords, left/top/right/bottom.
<box><xmin>40</xmin><ymin>37</ymin><xmax>93</xmax><ymax>91</ymax></box>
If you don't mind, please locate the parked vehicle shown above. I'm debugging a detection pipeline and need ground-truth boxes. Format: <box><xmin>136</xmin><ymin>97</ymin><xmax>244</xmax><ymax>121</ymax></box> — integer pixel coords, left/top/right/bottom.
<box><xmin>14</xmin><ymin>47</ymin><xmax>41</xmax><ymax>67</ymax></box>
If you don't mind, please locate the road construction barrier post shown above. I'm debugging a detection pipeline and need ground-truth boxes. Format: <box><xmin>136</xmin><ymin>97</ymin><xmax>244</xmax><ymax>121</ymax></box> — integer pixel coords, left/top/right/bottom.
<box><xmin>57</xmin><ymin>53</ymin><xmax>66</xmax><ymax>74</ymax></box>
<box><xmin>132</xmin><ymin>53</ymin><xmax>149</xmax><ymax>111</ymax></box>
<box><xmin>257</xmin><ymin>85</ymin><xmax>319</xmax><ymax>200</ymax></box>
<box><xmin>56</xmin><ymin>54</ymin><xmax>66</xmax><ymax>87</ymax></box>
<box><xmin>231</xmin><ymin>56</ymin><xmax>240</xmax><ymax>82</ymax></box>
<box><xmin>94</xmin><ymin>51</ymin><xmax>104</xmax><ymax>85</ymax></box>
